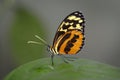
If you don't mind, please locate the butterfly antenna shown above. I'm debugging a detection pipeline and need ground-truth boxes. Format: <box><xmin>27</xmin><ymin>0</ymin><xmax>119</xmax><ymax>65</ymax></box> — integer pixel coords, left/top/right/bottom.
<box><xmin>27</xmin><ymin>35</ymin><xmax>49</xmax><ymax>46</ymax></box>
<box><xmin>35</xmin><ymin>35</ymin><xmax>48</xmax><ymax>46</ymax></box>
<box><xmin>27</xmin><ymin>41</ymin><xmax>43</xmax><ymax>45</ymax></box>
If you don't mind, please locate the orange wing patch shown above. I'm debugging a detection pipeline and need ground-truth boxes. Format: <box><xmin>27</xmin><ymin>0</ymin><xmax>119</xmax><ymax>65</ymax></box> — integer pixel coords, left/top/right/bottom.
<box><xmin>58</xmin><ymin>30</ymin><xmax>84</xmax><ymax>54</ymax></box>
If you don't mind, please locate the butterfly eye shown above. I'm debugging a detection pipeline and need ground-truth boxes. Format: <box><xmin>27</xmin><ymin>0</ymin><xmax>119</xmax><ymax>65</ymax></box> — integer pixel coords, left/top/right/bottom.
<box><xmin>47</xmin><ymin>45</ymin><xmax>50</xmax><ymax>52</ymax></box>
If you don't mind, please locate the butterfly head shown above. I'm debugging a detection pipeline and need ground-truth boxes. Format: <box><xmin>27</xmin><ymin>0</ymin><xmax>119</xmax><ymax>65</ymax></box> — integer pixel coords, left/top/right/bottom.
<box><xmin>47</xmin><ymin>45</ymin><xmax>58</xmax><ymax>55</ymax></box>
<box><xmin>47</xmin><ymin>45</ymin><xmax>51</xmax><ymax>52</ymax></box>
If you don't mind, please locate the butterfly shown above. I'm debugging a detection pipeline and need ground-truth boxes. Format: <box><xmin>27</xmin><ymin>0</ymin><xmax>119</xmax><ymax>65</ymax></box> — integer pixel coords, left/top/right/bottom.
<box><xmin>28</xmin><ymin>11</ymin><xmax>85</xmax><ymax>66</ymax></box>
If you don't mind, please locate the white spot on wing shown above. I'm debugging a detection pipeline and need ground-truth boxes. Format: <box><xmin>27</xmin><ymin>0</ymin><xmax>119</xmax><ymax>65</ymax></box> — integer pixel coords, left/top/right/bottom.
<box><xmin>74</xmin><ymin>18</ymin><xmax>81</xmax><ymax>21</ymax></box>
<box><xmin>79</xmin><ymin>20</ymin><xmax>83</xmax><ymax>23</ymax></box>
<box><xmin>65</xmin><ymin>22</ymin><xmax>69</xmax><ymax>25</ymax></box>
<box><xmin>70</xmin><ymin>22</ymin><xmax>73</xmax><ymax>25</ymax></box>
<box><xmin>68</xmin><ymin>24</ymin><xmax>82</xmax><ymax>30</ymax></box>
<box><xmin>68</xmin><ymin>15</ymin><xmax>76</xmax><ymax>20</ymax></box>
<box><xmin>76</xmin><ymin>24</ymin><xmax>82</xmax><ymax>29</ymax></box>
<box><xmin>74</xmin><ymin>12</ymin><xmax>78</xmax><ymax>14</ymax></box>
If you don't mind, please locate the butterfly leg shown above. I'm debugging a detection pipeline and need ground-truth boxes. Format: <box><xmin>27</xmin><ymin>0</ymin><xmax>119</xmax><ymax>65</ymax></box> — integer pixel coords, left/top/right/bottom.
<box><xmin>64</xmin><ymin>56</ymin><xmax>77</xmax><ymax>61</ymax></box>
<box><xmin>61</xmin><ymin>55</ymin><xmax>69</xmax><ymax>64</ymax></box>
<box><xmin>61</xmin><ymin>55</ymin><xmax>77</xmax><ymax>64</ymax></box>
<box><xmin>51</xmin><ymin>54</ymin><xmax>54</xmax><ymax>66</ymax></box>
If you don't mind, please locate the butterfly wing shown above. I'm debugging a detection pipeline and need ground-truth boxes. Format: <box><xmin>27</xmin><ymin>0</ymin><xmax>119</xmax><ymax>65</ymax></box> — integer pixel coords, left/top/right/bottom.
<box><xmin>52</xmin><ymin>11</ymin><xmax>85</xmax><ymax>54</ymax></box>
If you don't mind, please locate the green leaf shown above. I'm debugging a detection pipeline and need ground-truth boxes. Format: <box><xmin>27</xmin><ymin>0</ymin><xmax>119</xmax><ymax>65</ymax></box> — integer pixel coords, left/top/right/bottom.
<box><xmin>10</xmin><ymin>7</ymin><xmax>47</xmax><ymax>64</ymax></box>
<box><xmin>4</xmin><ymin>57</ymin><xmax>120</xmax><ymax>80</ymax></box>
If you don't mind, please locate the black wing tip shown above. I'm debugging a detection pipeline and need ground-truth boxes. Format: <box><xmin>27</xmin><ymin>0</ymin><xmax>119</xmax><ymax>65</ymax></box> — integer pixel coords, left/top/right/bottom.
<box><xmin>72</xmin><ymin>11</ymin><xmax>83</xmax><ymax>14</ymax></box>
<box><xmin>70</xmin><ymin>11</ymin><xmax>84</xmax><ymax>18</ymax></box>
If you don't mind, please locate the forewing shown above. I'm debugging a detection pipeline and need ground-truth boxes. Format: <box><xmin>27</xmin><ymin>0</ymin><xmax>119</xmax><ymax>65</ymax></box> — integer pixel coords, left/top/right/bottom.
<box><xmin>53</xmin><ymin>11</ymin><xmax>85</xmax><ymax>47</ymax></box>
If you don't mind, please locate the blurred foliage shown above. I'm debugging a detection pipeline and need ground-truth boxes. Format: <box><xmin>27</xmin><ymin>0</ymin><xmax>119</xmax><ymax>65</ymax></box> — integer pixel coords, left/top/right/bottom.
<box><xmin>10</xmin><ymin>7</ymin><xmax>47</xmax><ymax>64</ymax></box>
<box><xmin>5</xmin><ymin>57</ymin><xmax>120</xmax><ymax>80</ymax></box>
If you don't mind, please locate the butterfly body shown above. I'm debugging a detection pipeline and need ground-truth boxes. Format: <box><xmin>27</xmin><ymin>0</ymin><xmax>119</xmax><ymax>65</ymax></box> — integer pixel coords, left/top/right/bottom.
<box><xmin>49</xmin><ymin>11</ymin><xmax>85</xmax><ymax>56</ymax></box>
